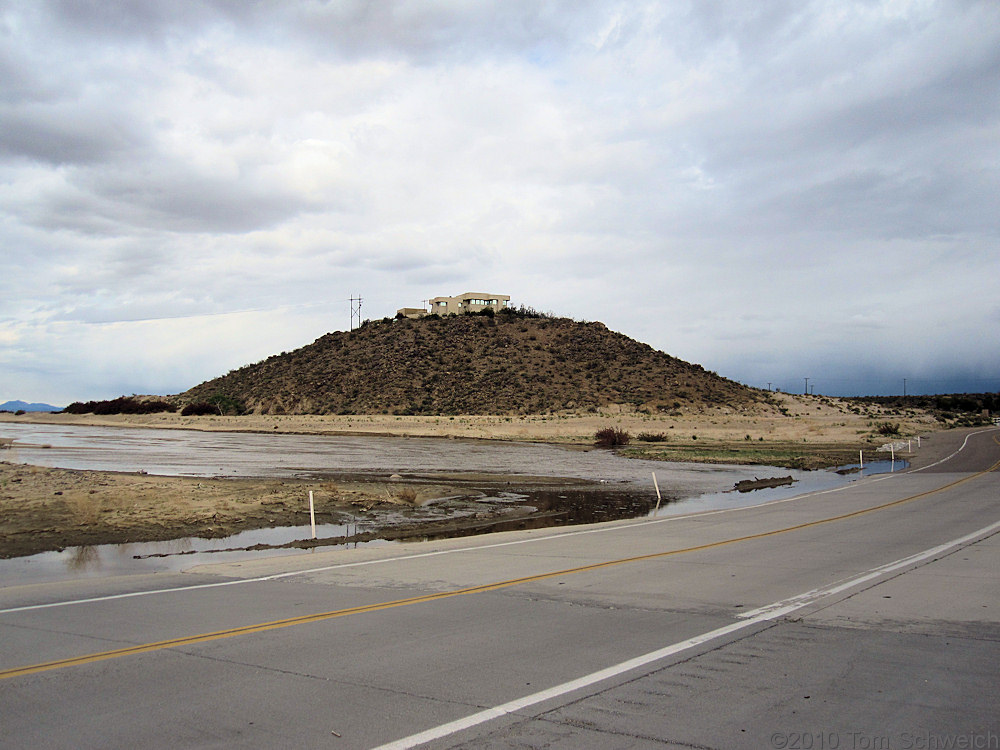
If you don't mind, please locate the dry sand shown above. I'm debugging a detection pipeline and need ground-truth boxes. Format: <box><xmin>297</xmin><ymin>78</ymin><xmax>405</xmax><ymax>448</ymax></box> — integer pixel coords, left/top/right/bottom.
<box><xmin>0</xmin><ymin>392</ymin><xmax>940</xmax><ymax>443</ymax></box>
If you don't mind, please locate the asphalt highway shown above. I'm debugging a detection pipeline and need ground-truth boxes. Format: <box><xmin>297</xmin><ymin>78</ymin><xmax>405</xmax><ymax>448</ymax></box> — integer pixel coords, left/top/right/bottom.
<box><xmin>1</xmin><ymin>428</ymin><xmax>998</xmax><ymax>749</ymax></box>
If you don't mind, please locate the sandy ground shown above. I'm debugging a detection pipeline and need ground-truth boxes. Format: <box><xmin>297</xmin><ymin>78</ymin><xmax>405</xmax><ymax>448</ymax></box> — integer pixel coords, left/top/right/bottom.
<box><xmin>0</xmin><ymin>392</ymin><xmax>941</xmax><ymax>443</ymax></box>
<box><xmin>0</xmin><ymin>394</ymin><xmax>948</xmax><ymax>559</ymax></box>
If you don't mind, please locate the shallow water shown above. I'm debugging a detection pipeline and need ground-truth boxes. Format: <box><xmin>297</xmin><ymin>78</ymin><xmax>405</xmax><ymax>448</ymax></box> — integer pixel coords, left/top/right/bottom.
<box><xmin>0</xmin><ymin>421</ymin><xmax>788</xmax><ymax>491</ymax></box>
<box><xmin>0</xmin><ymin>423</ymin><xmax>907</xmax><ymax>585</ymax></box>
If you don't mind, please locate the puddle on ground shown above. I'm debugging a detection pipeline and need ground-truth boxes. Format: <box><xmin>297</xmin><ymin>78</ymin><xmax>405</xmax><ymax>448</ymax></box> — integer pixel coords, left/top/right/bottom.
<box><xmin>0</xmin><ymin>459</ymin><xmax>911</xmax><ymax>587</ymax></box>
<box><xmin>833</xmin><ymin>459</ymin><xmax>909</xmax><ymax>477</ymax></box>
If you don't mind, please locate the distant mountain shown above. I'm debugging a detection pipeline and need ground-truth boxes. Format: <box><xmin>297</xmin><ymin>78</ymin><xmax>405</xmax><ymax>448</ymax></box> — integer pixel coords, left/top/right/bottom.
<box><xmin>181</xmin><ymin>312</ymin><xmax>767</xmax><ymax>416</ymax></box>
<box><xmin>1</xmin><ymin>400</ymin><xmax>63</xmax><ymax>412</ymax></box>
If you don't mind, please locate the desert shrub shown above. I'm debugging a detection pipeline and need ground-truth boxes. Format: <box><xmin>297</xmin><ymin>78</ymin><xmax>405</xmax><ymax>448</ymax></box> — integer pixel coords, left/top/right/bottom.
<box><xmin>875</xmin><ymin>421</ymin><xmax>901</xmax><ymax>436</ymax></box>
<box><xmin>394</xmin><ymin>487</ymin><xmax>418</xmax><ymax>504</ymax></box>
<box><xmin>636</xmin><ymin>431</ymin><xmax>669</xmax><ymax>442</ymax></box>
<box><xmin>181</xmin><ymin>401</ymin><xmax>220</xmax><ymax>416</ymax></box>
<box><xmin>498</xmin><ymin>304</ymin><xmax>553</xmax><ymax>319</ymax></box>
<box><xmin>207</xmin><ymin>394</ymin><xmax>246</xmax><ymax>416</ymax></box>
<box><xmin>64</xmin><ymin>396</ymin><xmax>177</xmax><ymax>415</ymax></box>
<box><xmin>595</xmin><ymin>427</ymin><xmax>631</xmax><ymax>448</ymax></box>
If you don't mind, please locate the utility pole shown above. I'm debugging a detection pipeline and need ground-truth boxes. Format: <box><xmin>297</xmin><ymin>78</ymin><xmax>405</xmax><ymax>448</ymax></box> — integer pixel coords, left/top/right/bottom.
<box><xmin>903</xmin><ymin>378</ymin><xmax>907</xmax><ymax>397</ymax></box>
<box><xmin>349</xmin><ymin>295</ymin><xmax>363</xmax><ymax>330</ymax></box>
<box><xmin>767</xmin><ymin>382</ymin><xmax>772</xmax><ymax>392</ymax></box>
<box><xmin>804</xmin><ymin>377</ymin><xmax>810</xmax><ymax>396</ymax></box>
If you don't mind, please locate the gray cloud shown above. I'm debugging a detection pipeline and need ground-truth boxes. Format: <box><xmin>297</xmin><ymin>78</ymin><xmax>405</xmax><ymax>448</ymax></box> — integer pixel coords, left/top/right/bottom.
<box><xmin>1</xmin><ymin>0</ymin><xmax>998</xmax><ymax>403</ymax></box>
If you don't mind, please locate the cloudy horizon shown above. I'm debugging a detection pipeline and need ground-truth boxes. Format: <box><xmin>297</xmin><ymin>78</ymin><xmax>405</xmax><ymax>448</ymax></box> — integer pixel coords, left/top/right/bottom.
<box><xmin>2</xmin><ymin>1</ymin><xmax>998</xmax><ymax>406</ymax></box>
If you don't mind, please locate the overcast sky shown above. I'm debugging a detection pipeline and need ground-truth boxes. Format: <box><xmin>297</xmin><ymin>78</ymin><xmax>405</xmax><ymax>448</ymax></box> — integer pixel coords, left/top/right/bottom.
<box><xmin>2</xmin><ymin>0</ymin><xmax>998</xmax><ymax>405</ymax></box>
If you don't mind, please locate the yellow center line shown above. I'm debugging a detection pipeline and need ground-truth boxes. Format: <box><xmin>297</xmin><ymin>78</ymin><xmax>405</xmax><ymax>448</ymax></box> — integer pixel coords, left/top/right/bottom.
<box><xmin>3</xmin><ymin>445</ymin><xmax>999</xmax><ymax>681</ymax></box>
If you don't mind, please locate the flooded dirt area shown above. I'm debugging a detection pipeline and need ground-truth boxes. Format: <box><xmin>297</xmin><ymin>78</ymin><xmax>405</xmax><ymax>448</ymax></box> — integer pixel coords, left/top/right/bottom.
<box><xmin>0</xmin><ymin>423</ymin><xmax>903</xmax><ymax>585</ymax></box>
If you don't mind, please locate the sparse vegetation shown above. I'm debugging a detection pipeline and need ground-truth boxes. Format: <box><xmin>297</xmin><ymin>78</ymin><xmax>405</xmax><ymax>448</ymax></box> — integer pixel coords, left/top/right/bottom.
<box><xmin>874</xmin><ymin>421</ymin><xmax>901</xmax><ymax>436</ymax></box>
<box><xmin>180</xmin><ymin>314</ymin><xmax>766</xmax><ymax>416</ymax></box>
<box><xmin>849</xmin><ymin>393</ymin><xmax>996</xmax><ymax>427</ymax></box>
<box><xmin>595</xmin><ymin>427</ymin><xmax>631</xmax><ymax>448</ymax></box>
<box><xmin>621</xmin><ymin>442</ymin><xmax>868</xmax><ymax>471</ymax></box>
<box><xmin>392</xmin><ymin>487</ymin><xmax>418</xmax><ymax>504</ymax></box>
<box><xmin>636</xmin><ymin>431</ymin><xmax>670</xmax><ymax>442</ymax></box>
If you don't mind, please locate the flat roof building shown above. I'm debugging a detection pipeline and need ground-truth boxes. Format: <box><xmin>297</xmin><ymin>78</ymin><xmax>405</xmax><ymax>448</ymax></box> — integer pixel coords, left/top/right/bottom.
<box><xmin>397</xmin><ymin>292</ymin><xmax>510</xmax><ymax>319</ymax></box>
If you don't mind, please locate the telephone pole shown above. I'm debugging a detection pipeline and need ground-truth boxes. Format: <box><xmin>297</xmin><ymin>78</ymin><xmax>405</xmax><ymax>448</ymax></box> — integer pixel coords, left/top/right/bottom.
<box><xmin>804</xmin><ymin>377</ymin><xmax>810</xmax><ymax>395</ymax></box>
<box><xmin>349</xmin><ymin>295</ymin><xmax>363</xmax><ymax>330</ymax></box>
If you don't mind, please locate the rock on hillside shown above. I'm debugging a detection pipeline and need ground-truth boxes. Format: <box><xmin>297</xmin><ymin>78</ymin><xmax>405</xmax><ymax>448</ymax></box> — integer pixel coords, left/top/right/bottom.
<box><xmin>180</xmin><ymin>313</ymin><xmax>765</xmax><ymax>416</ymax></box>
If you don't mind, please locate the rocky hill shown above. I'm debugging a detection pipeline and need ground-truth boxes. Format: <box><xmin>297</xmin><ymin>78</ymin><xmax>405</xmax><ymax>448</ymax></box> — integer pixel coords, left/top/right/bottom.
<box><xmin>180</xmin><ymin>312</ymin><xmax>767</xmax><ymax>416</ymax></box>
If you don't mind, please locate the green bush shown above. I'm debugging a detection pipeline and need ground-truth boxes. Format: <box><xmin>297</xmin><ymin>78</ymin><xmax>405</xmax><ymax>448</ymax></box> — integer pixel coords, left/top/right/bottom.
<box><xmin>207</xmin><ymin>394</ymin><xmax>246</xmax><ymax>416</ymax></box>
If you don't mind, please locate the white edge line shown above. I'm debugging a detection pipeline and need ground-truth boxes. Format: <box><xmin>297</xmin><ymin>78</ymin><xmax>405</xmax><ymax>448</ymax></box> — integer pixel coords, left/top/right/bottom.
<box><xmin>737</xmin><ymin>517</ymin><xmax>1000</xmax><ymax>619</ymax></box>
<box><xmin>3</xmin><ymin>428</ymin><xmax>992</xmax><ymax>615</ymax></box>
<box><xmin>370</xmin><ymin>517</ymin><xmax>1000</xmax><ymax>750</ymax></box>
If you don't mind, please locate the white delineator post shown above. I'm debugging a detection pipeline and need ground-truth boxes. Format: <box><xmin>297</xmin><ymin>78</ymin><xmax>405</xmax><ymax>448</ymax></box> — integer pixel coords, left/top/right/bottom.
<box><xmin>309</xmin><ymin>490</ymin><xmax>317</xmax><ymax>539</ymax></box>
<box><xmin>859</xmin><ymin>450</ymin><xmax>864</xmax><ymax>470</ymax></box>
<box><xmin>652</xmin><ymin>472</ymin><xmax>663</xmax><ymax>515</ymax></box>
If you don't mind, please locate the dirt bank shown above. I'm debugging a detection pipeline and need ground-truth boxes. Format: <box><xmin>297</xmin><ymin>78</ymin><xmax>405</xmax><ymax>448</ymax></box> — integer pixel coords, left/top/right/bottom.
<box><xmin>1</xmin><ymin>459</ymin><xmax>634</xmax><ymax>559</ymax></box>
<box><xmin>0</xmin><ymin>461</ymin><xmax>487</xmax><ymax>559</ymax></box>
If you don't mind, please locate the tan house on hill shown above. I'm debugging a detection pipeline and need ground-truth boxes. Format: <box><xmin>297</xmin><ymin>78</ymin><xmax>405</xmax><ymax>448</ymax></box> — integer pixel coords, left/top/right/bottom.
<box><xmin>397</xmin><ymin>292</ymin><xmax>511</xmax><ymax>319</ymax></box>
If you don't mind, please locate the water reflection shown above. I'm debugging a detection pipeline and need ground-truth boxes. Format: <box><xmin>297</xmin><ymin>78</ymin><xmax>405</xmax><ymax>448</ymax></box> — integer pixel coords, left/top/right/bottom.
<box><xmin>68</xmin><ymin>544</ymin><xmax>99</xmax><ymax>570</ymax></box>
<box><xmin>834</xmin><ymin>459</ymin><xmax>909</xmax><ymax>477</ymax></box>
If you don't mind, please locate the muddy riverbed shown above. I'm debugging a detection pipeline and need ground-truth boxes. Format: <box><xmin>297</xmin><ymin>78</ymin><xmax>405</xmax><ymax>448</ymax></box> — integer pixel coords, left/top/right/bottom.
<box><xmin>0</xmin><ymin>423</ymin><xmax>901</xmax><ymax>584</ymax></box>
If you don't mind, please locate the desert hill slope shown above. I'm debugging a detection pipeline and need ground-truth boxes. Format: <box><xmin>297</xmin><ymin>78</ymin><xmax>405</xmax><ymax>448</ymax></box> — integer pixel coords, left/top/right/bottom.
<box><xmin>181</xmin><ymin>312</ymin><xmax>766</xmax><ymax>416</ymax></box>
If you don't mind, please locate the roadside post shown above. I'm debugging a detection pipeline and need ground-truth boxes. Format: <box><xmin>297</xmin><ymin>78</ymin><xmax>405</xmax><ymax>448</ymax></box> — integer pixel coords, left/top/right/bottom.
<box><xmin>309</xmin><ymin>490</ymin><xmax>317</xmax><ymax>539</ymax></box>
<box><xmin>652</xmin><ymin>472</ymin><xmax>663</xmax><ymax>515</ymax></box>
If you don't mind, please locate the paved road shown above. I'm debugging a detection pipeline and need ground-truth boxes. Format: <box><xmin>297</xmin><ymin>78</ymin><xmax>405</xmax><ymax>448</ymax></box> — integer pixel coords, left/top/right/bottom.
<box><xmin>2</xmin><ymin>428</ymin><xmax>998</xmax><ymax>749</ymax></box>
